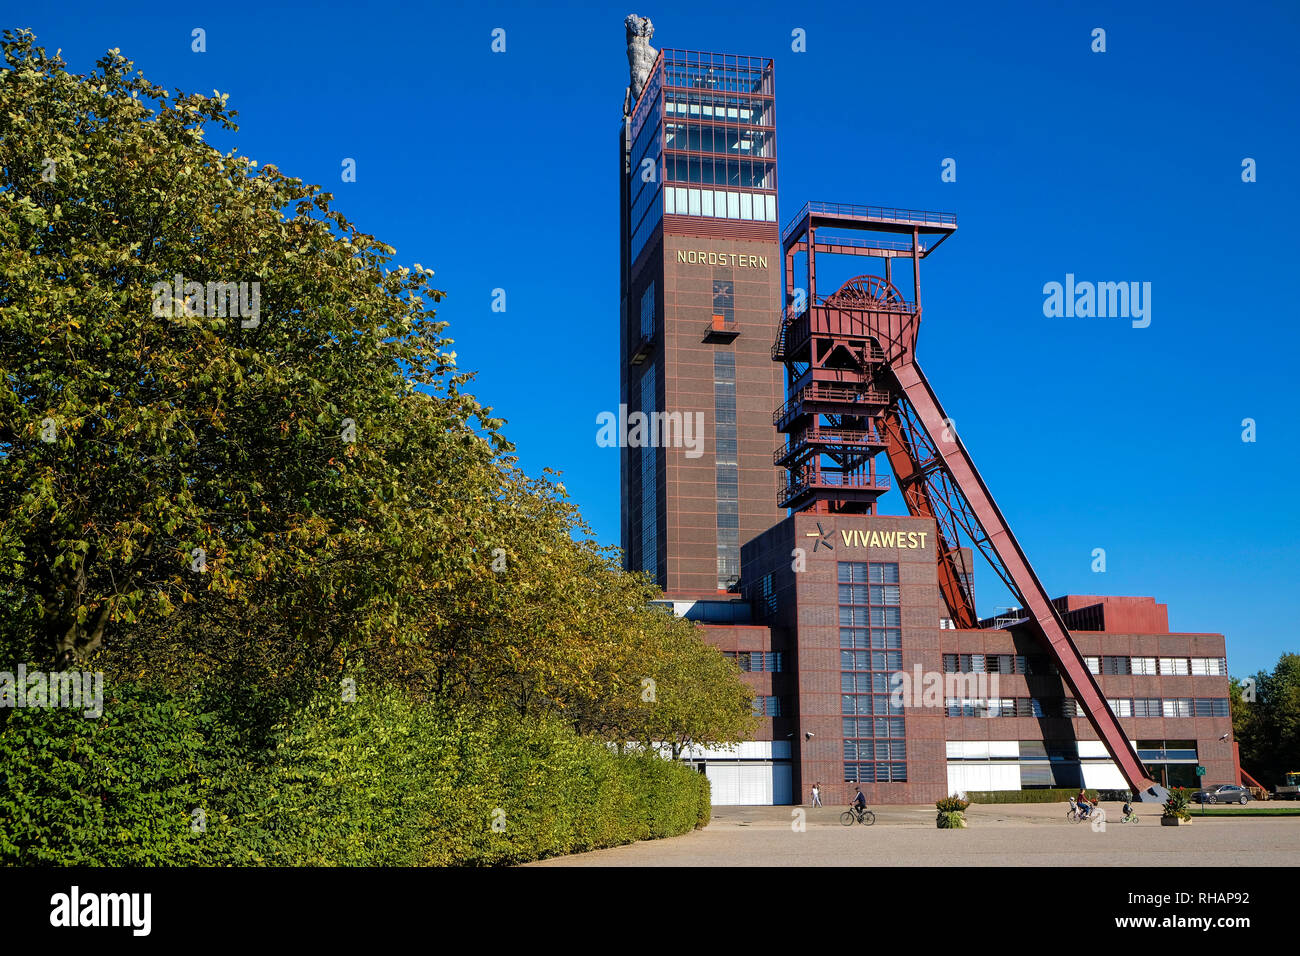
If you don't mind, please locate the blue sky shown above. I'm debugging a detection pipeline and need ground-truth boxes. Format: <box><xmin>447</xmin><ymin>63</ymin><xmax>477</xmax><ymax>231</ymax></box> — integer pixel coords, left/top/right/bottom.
<box><xmin>16</xmin><ymin>0</ymin><xmax>1300</xmax><ymax>676</ymax></box>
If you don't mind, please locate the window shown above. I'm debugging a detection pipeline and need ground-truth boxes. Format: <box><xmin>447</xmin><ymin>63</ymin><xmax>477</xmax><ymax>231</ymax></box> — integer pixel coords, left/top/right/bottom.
<box><xmin>1130</xmin><ymin>657</ymin><xmax>1157</xmax><ymax>676</ymax></box>
<box><xmin>1191</xmin><ymin>657</ymin><xmax>1227</xmax><ymax>676</ymax></box>
<box><xmin>711</xmin><ymin>277</ymin><xmax>734</xmax><ymax>326</ymax></box>
<box><xmin>1102</xmin><ymin>656</ymin><xmax>1131</xmax><ymax>675</ymax></box>
<box><xmin>1160</xmin><ymin>657</ymin><xmax>1190</xmax><ymax>676</ymax></box>
<box><xmin>1162</xmin><ymin>698</ymin><xmax>1193</xmax><ymax>718</ymax></box>
<box><xmin>727</xmin><ymin>651</ymin><xmax>783</xmax><ymax>673</ymax></box>
<box><xmin>840</xmin><ymin>562</ymin><xmax>906</xmax><ymax>782</ymax></box>
<box><xmin>639</xmin><ymin>282</ymin><xmax>656</xmax><ymax>339</ymax></box>
<box><xmin>752</xmin><ymin>695</ymin><xmax>781</xmax><ymax>717</ymax></box>
<box><xmin>1108</xmin><ymin>698</ymin><xmax>1133</xmax><ymax>717</ymax></box>
<box><xmin>1194</xmin><ymin>698</ymin><xmax>1229</xmax><ymax>717</ymax></box>
<box><xmin>1084</xmin><ymin>656</ymin><xmax>1100</xmax><ymax>675</ymax></box>
<box><xmin>713</xmin><ymin>351</ymin><xmax>738</xmax><ymax>588</ymax></box>
<box><xmin>988</xmin><ymin>654</ymin><xmax>1014</xmax><ymax>674</ymax></box>
<box><xmin>1133</xmin><ymin>698</ymin><xmax>1162</xmax><ymax>717</ymax></box>
<box><xmin>760</xmin><ymin>573</ymin><xmax>777</xmax><ymax>618</ymax></box>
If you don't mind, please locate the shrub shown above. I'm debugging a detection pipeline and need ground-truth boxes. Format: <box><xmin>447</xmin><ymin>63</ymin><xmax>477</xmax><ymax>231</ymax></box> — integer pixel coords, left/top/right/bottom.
<box><xmin>964</xmin><ymin>788</ymin><xmax>1107</xmax><ymax>805</ymax></box>
<box><xmin>0</xmin><ymin>682</ymin><xmax>712</xmax><ymax>866</ymax></box>
<box><xmin>0</xmin><ymin>685</ymin><xmax>208</xmax><ymax>865</ymax></box>
<box><xmin>936</xmin><ymin>810</ymin><xmax>967</xmax><ymax>828</ymax></box>
<box><xmin>1163</xmin><ymin>786</ymin><xmax>1192</xmax><ymax>821</ymax></box>
<box><xmin>936</xmin><ymin>795</ymin><xmax>971</xmax><ymax>813</ymax></box>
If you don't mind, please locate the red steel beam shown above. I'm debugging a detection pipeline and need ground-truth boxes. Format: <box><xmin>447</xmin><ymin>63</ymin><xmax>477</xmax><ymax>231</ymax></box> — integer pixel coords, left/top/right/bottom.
<box><xmin>888</xmin><ymin>358</ymin><xmax>1162</xmax><ymax>799</ymax></box>
<box><xmin>881</xmin><ymin>409</ymin><xmax>979</xmax><ymax>629</ymax></box>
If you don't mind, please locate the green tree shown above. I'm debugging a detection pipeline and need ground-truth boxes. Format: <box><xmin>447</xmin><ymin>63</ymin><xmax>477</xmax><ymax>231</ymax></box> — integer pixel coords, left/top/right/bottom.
<box><xmin>0</xmin><ymin>30</ymin><xmax>501</xmax><ymax>676</ymax></box>
<box><xmin>1233</xmin><ymin>653</ymin><xmax>1300</xmax><ymax>788</ymax></box>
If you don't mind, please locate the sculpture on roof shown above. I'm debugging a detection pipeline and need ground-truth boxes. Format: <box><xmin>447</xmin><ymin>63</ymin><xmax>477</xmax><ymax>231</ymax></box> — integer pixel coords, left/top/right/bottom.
<box><xmin>622</xmin><ymin>14</ymin><xmax>657</xmax><ymax>117</ymax></box>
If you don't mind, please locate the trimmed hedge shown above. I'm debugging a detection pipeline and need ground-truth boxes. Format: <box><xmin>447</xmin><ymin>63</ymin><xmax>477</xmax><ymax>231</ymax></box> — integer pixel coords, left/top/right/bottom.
<box><xmin>964</xmin><ymin>788</ymin><xmax>1129</xmax><ymax>805</ymax></box>
<box><xmin>0</xmin><ymin>684</ymin><xmax>711</xmax><ymax>866</ymax></box>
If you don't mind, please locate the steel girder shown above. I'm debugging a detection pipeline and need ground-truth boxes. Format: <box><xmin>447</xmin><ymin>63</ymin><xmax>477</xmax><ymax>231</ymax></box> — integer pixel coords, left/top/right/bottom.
<box><xmin>881</xmin><ymin>356</ymin><xmax>1163</xmax><ymax>800</ymax></box>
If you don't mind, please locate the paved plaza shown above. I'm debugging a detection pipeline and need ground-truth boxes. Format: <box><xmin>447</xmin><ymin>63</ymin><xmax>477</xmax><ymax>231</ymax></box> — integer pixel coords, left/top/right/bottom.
<box><xmin>531</xmin><ymin>802</ymin><xmax>1300</xmax><ymax>867</ymax></box>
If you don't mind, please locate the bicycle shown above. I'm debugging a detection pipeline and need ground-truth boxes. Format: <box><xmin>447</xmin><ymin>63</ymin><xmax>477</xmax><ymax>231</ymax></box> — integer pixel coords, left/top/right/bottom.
<box><xmin>1120</xmin><ymin>804</ymin><xmax>1139</xmax><ymax>824</ymax></box>
<box><xmin>1067</xmin><ymin>797</ymin><xmax>1104</xmax><ymax>825</ymax></box>
<box><xmin>840</xmin><ymin>805</ymin><xmax>876</xmax><ymax>826</ymax></box>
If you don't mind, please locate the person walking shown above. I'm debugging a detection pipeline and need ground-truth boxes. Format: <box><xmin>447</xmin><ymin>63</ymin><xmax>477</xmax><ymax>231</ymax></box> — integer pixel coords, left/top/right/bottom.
<box><xmin>811</xmin><ymin>782</ymin><xmax>822</xmax><ymax>807</ymax></box>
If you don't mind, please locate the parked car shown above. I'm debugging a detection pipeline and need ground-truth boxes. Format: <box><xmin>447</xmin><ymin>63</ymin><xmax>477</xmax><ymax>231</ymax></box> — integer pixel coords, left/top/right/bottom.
<box><xmin>1194</xmin><ymin>784</ymin><xmax>1251</xmax><ymax>805</ymax></box>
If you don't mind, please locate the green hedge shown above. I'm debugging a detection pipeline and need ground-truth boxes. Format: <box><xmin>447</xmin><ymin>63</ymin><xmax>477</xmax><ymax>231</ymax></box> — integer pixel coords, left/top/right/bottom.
<box><xmin>0</xmin><ymin>684</ymin><xmax>711</xmax><ymax>866</ymax></box>
<box><xmin>964</xmin><ymin>788</ymin><xmax>1120</xmax><ymax>805</ymax></box>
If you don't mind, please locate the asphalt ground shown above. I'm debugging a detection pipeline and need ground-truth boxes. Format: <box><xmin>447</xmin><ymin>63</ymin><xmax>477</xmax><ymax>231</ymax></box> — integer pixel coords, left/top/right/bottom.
<box><xmin>528</xmin><ymin>801</ymin><xmax>1300</xmax><ymax>866</ymax></box>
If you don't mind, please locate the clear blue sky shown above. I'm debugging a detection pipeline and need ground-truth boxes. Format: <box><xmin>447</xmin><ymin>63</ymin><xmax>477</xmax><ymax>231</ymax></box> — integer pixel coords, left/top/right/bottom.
<box><xmin>17</xmin><ymin>0</ymin><xmax>1299</xmax><ymax>676</ymax></box>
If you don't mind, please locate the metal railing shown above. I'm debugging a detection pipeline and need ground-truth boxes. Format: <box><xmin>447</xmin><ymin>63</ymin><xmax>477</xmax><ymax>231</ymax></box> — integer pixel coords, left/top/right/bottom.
<box><xmin>780</xmin><ymin>471</ymin><xmax>892</xmax><ymax>503</ymax></box>
<box><xmin>773</xmin><ymin>384</ymin><xmax>892</xmax><ymax>427</ymax></box>
<box><xmin>811</xmin><ymin>234</ymin><xmax>919</xmax><ymax>253</ymax></box>
<box><xmin>783</xmin><ymin>200</ymin><xmax>957</xmax><ymax>242</ymax></box>
<box><xmin>774</xmin><ymin>428</ymin><xmax>886</xmax><ymax>464</ymax></box>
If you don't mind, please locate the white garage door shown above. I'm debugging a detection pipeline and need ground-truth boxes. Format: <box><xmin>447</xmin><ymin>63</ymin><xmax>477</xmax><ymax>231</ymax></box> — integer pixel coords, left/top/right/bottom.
<box><xmin>704</xmin><ymin>762</ymin><xmax>792</xmax><ymax>805</ymax></box>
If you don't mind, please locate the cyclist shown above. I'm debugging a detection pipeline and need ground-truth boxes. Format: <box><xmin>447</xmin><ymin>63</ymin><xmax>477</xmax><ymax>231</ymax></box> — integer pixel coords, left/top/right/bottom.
<box><xmin>1076</xmin><ymin>786</ymin><xmax>1094</xmax><ymax>819</ymax></box>
<box><xmin>851</xmin><ymin>786</ymin><xmax>868</xmax><ymax>818</ymax></box>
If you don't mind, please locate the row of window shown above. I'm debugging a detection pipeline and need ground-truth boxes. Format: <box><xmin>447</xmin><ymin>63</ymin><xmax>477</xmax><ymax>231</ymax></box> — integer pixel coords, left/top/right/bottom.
<box><xmin>942</xmin><ymin>653</ymin><xmax>1228</xmax><ymax>677</ymax></box>
<box><xmin>948</xmin><ymin>740</ymin><xmax>1199</xmax><ymax>762</ymax></box>
<box><xmin>843</xmin><ymin>717</ymin><xmax>906</xmax><ymax>739</ymax></box>
<box><xmin>1084</xmin><ymin>656</ymin><xmax>1228</xmax><ymax>676</ymax></box>
<box><xmin>942</xmin><ymin>654</ymin><xmax>1056</xmax><ymax>675</ymax></box>
<box><xmin>840</xmin><ymin>606</ymin><xmax>902</xmax><ymax>628</ymax></box>
<box><xmin>845</xmin><ymin>739</ymin><xmax>907</xmax><ymax>761</ymax></box>
<box><xmin>751</xmin><ymin>695</ymin><xmax>782</xmax><ymax>717</ymax></box>
<box><xmin>839</xmin><ymin>562</ymin><xmax>900</xmax><ymax>584</ymax></box>
<box><xmin>842</xmin><ymin>693</ymin><xmax>905</xmax><ymax>716</ymax></box>
<box><xmin>841</xmin><ymin>649</ymin><xmax>903</xmax><ymax>672</ymax></box>
<box><xmin>663</xmin><ymin>186</ymin><xmax>777</xmax><ymax>223</ymax></box>
<box><xmin>722</xmin><ymin>651</ymin><xmax>783</xmax><ymax>673</ymax></box>
<box><xmin>944</xmin><ymin>697</ymin><xmax>1230</xmax><ymax>719</ymax></box>
<box><xmin>839</xmin><ymin>584</ymin><xmax>900</xmax><ymax>607</ymax></box>
<box><xmin>663</xmin><ymin>94</ymin><xmax>773</xmax><ymax>127</ymax></box>
<box><xmin>844</xmin><ymin>762</ymin><xmax>907</xmax><ymax>783</ymax></box>
<box><xmin>663</xmin><ymin>122</ymin><xmax>774</xmax><ymax>158</ymax></box>
<box><xmin>665</xmin><ymin>154</ymin><xmax>775</xmax><ymax>190</ymax></box>
<box><xmin>840</xmin><ymin>628</ymin><xmax>902</xmax><ymax>650</ymax></box>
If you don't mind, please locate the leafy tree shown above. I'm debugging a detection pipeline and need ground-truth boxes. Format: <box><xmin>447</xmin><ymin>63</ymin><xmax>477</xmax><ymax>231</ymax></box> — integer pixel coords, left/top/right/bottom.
<box><xmin>1233</xmin><ymin>653</ymin><xmax>1300</xmax><ymax>788</ymax></box>
<box><xmin>0</xmin><ymin>30</ymin><xmax>500</xmax><ymax>674</ymax></box>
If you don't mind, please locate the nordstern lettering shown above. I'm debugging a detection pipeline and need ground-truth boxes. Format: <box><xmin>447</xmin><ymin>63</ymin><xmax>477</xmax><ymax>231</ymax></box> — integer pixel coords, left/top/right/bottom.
<box><xmin>676</xmin><ymin>250</ymin><xmax>769</xmax><ymax>269</ymax></box>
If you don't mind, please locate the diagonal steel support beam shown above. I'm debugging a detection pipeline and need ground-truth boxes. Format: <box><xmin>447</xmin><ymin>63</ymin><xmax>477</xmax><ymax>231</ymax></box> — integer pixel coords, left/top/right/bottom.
<box><xmin>886</xmin><ymin>358</ymin><xmax>1164</xmax><ymax>800</ymax></box>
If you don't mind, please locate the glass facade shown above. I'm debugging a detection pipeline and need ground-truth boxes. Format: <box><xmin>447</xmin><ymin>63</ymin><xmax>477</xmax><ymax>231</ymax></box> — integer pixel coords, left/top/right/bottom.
<box><xmin>627</xmin><ymin>49</ymin><xmax>777</xmax><ymax>264</ymax></box>
<box><xmin>639</xmin><ymin>281</ymin><xmax>656</xmax><ymax>339</ymax></box>
<box><xmin>839</xmin><ymin>561</ymin><xmax>906</xmax><ymax>783</ymax></box>
<box><xmin>639</xmin><ymin>363</ymin><xmax>658</xmax><ymax>580</ymax></box>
